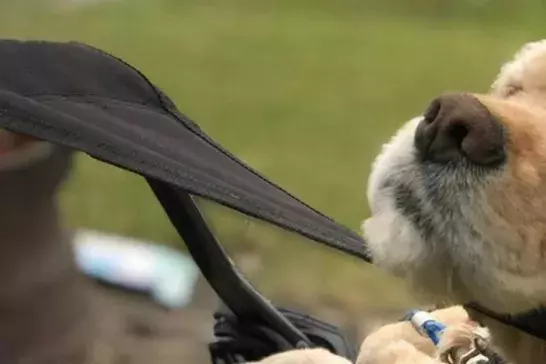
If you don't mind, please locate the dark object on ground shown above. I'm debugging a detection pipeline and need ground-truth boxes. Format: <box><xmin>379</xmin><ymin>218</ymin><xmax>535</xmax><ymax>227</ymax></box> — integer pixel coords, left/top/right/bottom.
<box><xmin>210</xmin><ymin>304</ymin><xmax>358</xmax><ymax>363</ymax></box>
<box><xmin>89</xmin><ymin>275</ymin><xmax>217</xmax><ymax>364</ymax></box>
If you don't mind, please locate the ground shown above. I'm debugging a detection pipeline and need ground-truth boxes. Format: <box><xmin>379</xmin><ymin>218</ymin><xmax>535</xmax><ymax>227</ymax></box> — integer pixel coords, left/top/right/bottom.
<box><xmin>86</xmin><ymin>262</ymin><xmax>408</xmax><ymax>364</ymax></box>
<box><xmin>89</xmin><ymin>277</ymin><xmax>217</xmax><ymax>364</ymax></box>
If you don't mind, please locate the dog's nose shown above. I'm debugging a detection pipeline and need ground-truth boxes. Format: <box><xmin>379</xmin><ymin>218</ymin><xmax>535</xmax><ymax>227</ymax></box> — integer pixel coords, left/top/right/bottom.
<box><xmin>414</xmin><ymin>94</ymin><xmax>506</xmax><ymax>166</ymax></box>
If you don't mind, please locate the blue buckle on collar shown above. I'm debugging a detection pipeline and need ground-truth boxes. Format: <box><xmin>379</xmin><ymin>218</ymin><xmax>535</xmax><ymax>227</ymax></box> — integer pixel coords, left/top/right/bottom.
<box><xmin>404</xmin><ymin>310</ymin><xmax>447</xmax><ymax>346</ymax></box>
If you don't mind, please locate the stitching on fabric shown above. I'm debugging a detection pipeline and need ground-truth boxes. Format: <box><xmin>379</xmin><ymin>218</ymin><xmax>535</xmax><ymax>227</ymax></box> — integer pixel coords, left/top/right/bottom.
<box><xmin>82</xmin><ymin>42</ymin><xmax>343</xmax><ymax>225</ymax></box>
<box><xmin>0</xmin><ymin>106</ymin><xmax>367</xmax><ymax>259</ymax></box>
<box><xmin>60</xmin><ymin>43</ymin><xmax>365</xmax><ymax>249</ymax></box>
<box><xmin>154</xmin><ymin>103</ymin><xmax>365</xmax><ymax>247</ymax></box>
<box><xmin>159</xmin><ymin>100</ymin><xmax>339</xmax><ymax>220</ymax></box>
<box><xmin>29</xmin><ymin>94</ymin><xmax>168</xmax><ymax>113</ymax></box>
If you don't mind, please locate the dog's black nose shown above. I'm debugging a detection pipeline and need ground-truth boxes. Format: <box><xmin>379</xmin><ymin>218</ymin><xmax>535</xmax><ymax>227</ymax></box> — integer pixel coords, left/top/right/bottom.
<box><xmin>414</xmin><ymin>93</ymin><xmax>506</xmax><ymax>166</ymax></box>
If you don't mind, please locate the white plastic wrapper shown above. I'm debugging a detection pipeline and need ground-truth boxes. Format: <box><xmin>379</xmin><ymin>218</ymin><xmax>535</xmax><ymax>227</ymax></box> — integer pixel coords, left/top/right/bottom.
<box><xmin>73</xmin><ymin>229</ymin><xmax>199</xmax><ymax>309</ymax></box>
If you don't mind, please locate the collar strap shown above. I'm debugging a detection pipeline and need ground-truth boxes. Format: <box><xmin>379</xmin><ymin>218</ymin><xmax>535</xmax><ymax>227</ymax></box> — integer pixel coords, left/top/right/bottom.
<box><xmin>464</xmin><ymin>302</ymin><xmax>546</xmax><ymax>341</ymax></box>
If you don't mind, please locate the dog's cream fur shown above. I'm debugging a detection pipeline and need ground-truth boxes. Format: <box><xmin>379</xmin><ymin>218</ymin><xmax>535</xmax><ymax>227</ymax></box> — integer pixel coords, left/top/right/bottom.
<box><xmin>362</xmin><ymin>39</ymin><xmax>546</xmax><ymax>363</ymax></box>
<box><xmin>252</xmin><ymin>40</ymin><xmax>546</xmax><ymax>364</ymax></box>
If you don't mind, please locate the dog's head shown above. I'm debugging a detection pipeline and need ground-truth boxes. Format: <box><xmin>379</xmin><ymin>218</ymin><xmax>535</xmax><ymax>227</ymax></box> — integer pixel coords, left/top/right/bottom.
<box><xmin>363</xmin><ymin>40</ymin><xmax>546</xmax><ymax>314</ymax></box>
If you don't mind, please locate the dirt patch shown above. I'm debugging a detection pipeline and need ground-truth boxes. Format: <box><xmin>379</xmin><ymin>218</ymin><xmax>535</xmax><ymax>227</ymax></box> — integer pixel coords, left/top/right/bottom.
<box><xmin>84</xmin><ymin>273</ymin><xmax>404</xmax><ymax>364</ymax></box>
<box><xmin>88</xmin><ymin>276</ymin><xmax>218</xmax><ymax>364</ymax></box>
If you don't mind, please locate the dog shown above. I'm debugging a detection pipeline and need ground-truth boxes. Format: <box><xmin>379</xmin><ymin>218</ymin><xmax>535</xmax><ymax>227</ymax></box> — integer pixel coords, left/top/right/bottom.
<box><xmin>252</xmin><ymin>39</ymin><xmax>546</xmax><ymax>364</ymax></box>
<box><xmin>362</xmin><ymin>39</ymin><xmax>546</xmax><ymax>363</ymax></box>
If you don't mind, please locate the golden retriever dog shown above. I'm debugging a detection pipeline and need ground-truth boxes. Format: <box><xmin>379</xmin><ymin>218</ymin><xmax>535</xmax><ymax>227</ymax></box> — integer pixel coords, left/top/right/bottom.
<box><xmin>363</xmin><ymin>39</ymin><xmax>546</xmax><ymax>363</ymax></box>
<box><xmin>254</xmin><ymin>39</ymin><xmax>546</xmax><ymax>364</ymax></box>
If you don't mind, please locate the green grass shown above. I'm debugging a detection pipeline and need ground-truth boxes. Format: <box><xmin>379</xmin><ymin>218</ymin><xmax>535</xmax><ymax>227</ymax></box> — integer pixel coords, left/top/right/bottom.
<box><xmin>1</xmin><ymin>0</ymin><xmax>544</xmax><ymax>319</ymax></box>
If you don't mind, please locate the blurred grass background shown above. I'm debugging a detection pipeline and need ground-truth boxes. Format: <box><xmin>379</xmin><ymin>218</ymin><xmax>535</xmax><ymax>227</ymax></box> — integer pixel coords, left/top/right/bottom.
<box><xmin>1</xmin><ymin>0</ymin><xmax>545</xmax><ymax>332</ymax></box>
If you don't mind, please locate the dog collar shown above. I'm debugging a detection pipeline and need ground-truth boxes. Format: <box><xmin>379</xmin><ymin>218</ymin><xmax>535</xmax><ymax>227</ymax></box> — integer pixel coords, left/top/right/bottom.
<box><xmin>464</xmin><ymin>302</ymin><xmax>546</xmax><ymax>341</ymax></box>
<box><xmin>404</xmin><ymin>310</ymin><xmax>447</xmax><ymax>345</ymax></box>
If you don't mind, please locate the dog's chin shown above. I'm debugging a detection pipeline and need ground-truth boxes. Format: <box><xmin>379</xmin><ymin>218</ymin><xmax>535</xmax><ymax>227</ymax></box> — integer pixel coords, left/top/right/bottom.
<box><xmin>363</xmin><ymin>117</ymin><xmax>546</xmax><ymax>315</ymax></box>
<box><xmin>364</xmin><ymin>210</ymin><xmax>546</xmax><ymax>314</ymax></box>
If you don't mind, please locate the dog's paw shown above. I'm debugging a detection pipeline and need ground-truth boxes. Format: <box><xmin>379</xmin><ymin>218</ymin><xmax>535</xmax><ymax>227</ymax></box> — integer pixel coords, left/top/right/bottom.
<box><xmin>357</xmin><ymin>307</ymin><xmax>471</xmax><ymax>364</ymax></box>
